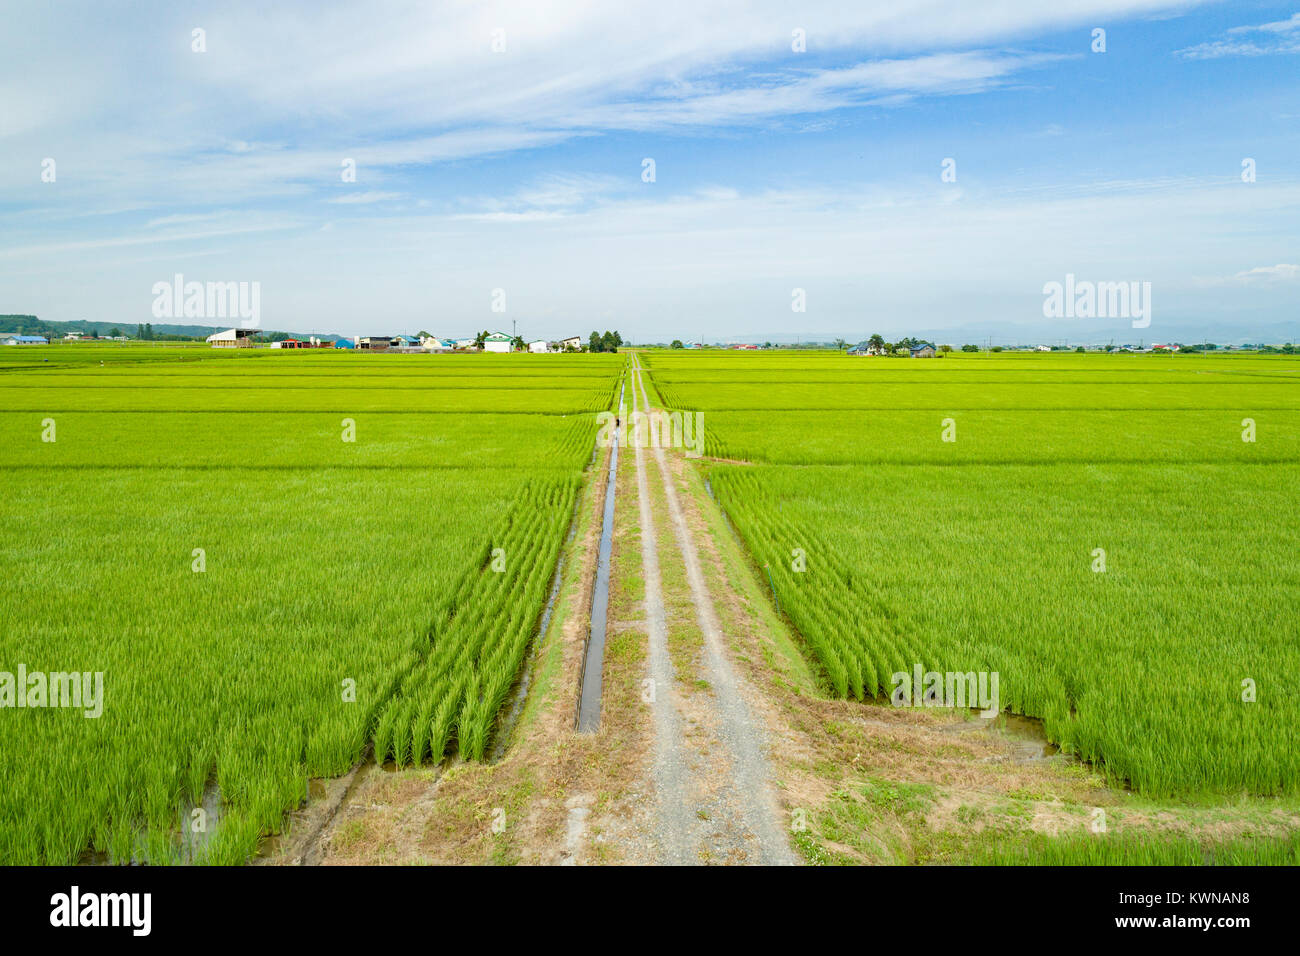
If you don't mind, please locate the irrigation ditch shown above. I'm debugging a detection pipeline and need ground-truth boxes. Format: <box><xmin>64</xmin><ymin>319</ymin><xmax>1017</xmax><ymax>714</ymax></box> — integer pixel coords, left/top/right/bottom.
<box><xmin>575</xmin><ymin>377</ymin><xmax>624</xmax><ymax>732</ymax></box>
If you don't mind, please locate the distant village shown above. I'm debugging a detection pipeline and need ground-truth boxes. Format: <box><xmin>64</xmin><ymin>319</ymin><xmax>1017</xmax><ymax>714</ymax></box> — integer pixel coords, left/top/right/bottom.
<box><xmin>202</xmin><ymin>329</ymin><xmax>598</xmax><ymax>352</ymax></box>
<box><xmin>203</xmin><ymin>330</ymin><xmax>625</xmax><ymax>352</ymax></box>
<box><xmin>839</xmin><ymin>338</ymin><xmax>1273</xmax><ymax>356</ymax></box>
<box><xmin>2</xmin><ymin>321</ymin><xmax>1296</xmax><ymax>355</ymax></box>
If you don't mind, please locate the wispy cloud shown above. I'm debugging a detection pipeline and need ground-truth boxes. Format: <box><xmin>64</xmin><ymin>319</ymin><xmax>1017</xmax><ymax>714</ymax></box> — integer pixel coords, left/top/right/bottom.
<box><xmin>1176</xmin><ymin>12</ymin><xmax>1300</xmax><ymax>59</ymax></box>
<box><xmin>327</xmin><ymin>191</ymin><xmax>404</xmax><ymax>204</ymax></box>
<box><xmin>1231</xmin><ymin>263</ymin><xmax>1299</xmax><ymax>282</ymax></box>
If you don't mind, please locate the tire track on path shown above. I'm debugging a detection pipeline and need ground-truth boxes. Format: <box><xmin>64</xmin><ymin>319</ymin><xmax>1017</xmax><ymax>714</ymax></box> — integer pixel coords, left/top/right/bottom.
<box><xmin>629</xmin><ymin>364</ymin><xmax>696</xmax><ymax>864</ymax></box>
<box><xmin>631</xmin><ymin>353</ymin><xmax>795</xmax><ymax>866</ymax></box>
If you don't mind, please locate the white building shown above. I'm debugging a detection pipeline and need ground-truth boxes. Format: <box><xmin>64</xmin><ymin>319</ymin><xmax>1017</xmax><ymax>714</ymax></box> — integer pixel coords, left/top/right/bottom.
<box><xmin>528</xmin><ymin>340</ymin><xmax>550</xmax><ymax>353</ymax></box>
<box><xmin>205</xmin><ymin>328</ymin><xmax>257</xmax><ymax>348</ymax></box>
<box><xmin>559</xmin><ymin>336</ymin><xmax>582</xmax><ymax>351</ymax></box>
<box><xmin>483</xmin><ymin>332</ymin><xmax>514</xmax><ymax>353</ymax></box>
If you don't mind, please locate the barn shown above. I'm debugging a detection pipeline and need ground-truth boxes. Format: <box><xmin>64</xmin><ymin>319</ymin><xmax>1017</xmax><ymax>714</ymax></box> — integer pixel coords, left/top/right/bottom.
<box><xmin>205</xmin><ymin>328</ymin><xmax>257</xmax><ymax>348</ymax></box>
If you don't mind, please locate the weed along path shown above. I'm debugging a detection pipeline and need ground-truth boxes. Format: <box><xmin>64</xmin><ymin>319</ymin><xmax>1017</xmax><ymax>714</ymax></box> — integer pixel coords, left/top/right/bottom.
<box><xmin>628</xmin><ymin>353</ymin><xmax>796</xmax><ymax>865</ymax></box>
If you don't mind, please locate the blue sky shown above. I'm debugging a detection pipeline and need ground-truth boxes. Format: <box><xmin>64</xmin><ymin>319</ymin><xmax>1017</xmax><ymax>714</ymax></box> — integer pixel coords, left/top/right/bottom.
<box><xmin>1</xmin><ymin>0</ymin><xmax>1297</xmax><ymax>343</ymax></box>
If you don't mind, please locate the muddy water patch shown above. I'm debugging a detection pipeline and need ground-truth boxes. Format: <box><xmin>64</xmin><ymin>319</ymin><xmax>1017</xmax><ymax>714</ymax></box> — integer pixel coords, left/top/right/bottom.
<box><xmin>942</xmin><ymin>711</ymin><xmax>1066</xmax><ymax>763</ymax></box>
<box><xmin>78</xmin><ymin>780</ymin><xmax>226</xmax><ymax>865</ymax></box>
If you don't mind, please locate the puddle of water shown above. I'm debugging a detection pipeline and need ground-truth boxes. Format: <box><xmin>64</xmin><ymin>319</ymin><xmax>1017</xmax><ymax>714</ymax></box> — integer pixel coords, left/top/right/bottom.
<box><xmin>177</xmin><ymin>782</ymin><xmax>224</xmax><ymax>861</ymax></box>
<box><xmin>945</xmin><ymin>711</ymin><xmax>1064</xmax><ymax>762</ymax></box>
<box><xmin>78</xmin><ymin>781</ymin><xmax>225</xmax><ymax>865</ymax></box>
<box><xmin>576</xmin><ymin>383</ymin><xmax>623</xmax><ymax>732</ymax></box>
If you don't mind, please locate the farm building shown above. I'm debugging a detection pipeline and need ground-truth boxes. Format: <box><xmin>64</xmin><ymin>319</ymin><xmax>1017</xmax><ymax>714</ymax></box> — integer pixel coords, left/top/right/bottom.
<box><xmin>393</xmin><ymin>335</ymin><xmax>420</xmax><ymax>348</ymax></box>
<box><xmin>483</xmin><ymin>332</ymin><xmax>514</xmax><ymax>353</ymax></box>
<box><xmin>528</xmin><ymin>340</ymin><xmax>550</xmax><ymax>353</ymax></box>
<box><xmin>421</xmin><ymin>336</ymin><xmax>452</xmax><ymax>352</ymax></box>
<box><xmin>558</xmin><ymin>336</ymin><xmax>582</xmax><ymax>351</ymax></box>
<box><xmin>910</xmin><ymin>345</ymin><xmax>936</xmax><ymax>358</ymax></box>
<box><xmin>454</xmin><ymin>338</ymin><xmax>477</xmax><ymax>350</ymax></box>
<box><xmin>205</xmin><ymin>328</ymin><xmax>257</xmax><ymax>348</ymax></box>
<box><xmin>333</xmin><ymin>337</ymin><xmax>355</xmax><ymax>349</ymax></box>
<box><xmin>357</xmin><ymin>336</ymin><xmax>390</xmax><ymax>351</ymax></box>
<box><xmin>847</xmin><ymin>342</ymin><xmax>884</xmax><ymax>356</ymax></box>
<box><xmin>2</xmin><ymin>335</ymin><xmax>49</xmax><ymax>345</ymax></box>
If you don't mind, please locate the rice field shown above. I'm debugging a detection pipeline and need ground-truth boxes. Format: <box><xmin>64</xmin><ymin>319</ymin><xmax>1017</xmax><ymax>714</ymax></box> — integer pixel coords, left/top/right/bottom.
<box><xmin>643</xmin><ymin>349</ymin><xmax>1300</xmax><ymax>798</ymax></box>
<box><xmin>0</xmin><ymin>346</ymin><xmax>619</xmax><ymax>864</ymax></box>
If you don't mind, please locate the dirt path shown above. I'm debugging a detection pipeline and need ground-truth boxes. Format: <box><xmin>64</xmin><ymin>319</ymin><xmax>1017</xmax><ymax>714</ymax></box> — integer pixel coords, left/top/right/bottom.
<box><xmin>629</xmin><ymin>354</ymin><xmax>795</xmax><ymax>865</ymax></box>
<box><xmin>629</xmin><ymin>372</ymin><xmax>695</xmax><ymax>863</ymax></box>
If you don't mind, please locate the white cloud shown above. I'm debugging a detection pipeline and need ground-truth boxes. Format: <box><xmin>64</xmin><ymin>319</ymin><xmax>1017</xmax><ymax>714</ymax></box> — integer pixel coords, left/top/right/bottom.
<box><xmin>1230</xmin><ymin>12</ymin><xmax>1300</xmax><ymax>35</ymax></box>
<box><xmin>1231</xmin><ymin>263</ymin><xmax>1299</xmax><ymax>282</ymax></box>
<box><xmin>1177</xmin><ymin>12</ymin><xmax>1300</xmax><ymax>58</ymax></box>
<box><xmin>0</xmin><ymin>0</ymin><xmax>1206</xmax><ymax>209</ymax></box>
<box><xmin>327</xmin><ymin>191</ymin><xmax>404</xmax><ymax>204</ymax></box>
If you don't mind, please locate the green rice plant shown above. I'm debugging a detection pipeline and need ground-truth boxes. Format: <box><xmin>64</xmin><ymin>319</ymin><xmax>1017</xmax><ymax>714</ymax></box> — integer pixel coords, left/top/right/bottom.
<box><xmin>646</xmin><ymin>349</ymin><xmax>1300</xmax><ymax>799</ymax></box>
<box><xmin>0</xmin><ymin>349</ymin><xmax>619</xmax><ymax>863</ymax></box>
